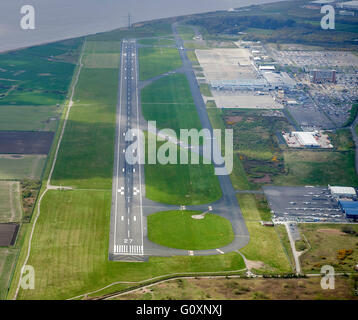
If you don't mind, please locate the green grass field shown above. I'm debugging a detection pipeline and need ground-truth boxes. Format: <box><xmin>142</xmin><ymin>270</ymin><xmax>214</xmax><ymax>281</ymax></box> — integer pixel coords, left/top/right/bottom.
<box><xmin>0</xmin><ymin>39</ymin><xmax>82</xmax><ymax>106</ymax></box>
<box><xmin>138</xmin><ymin>38</ymin><xmax>175</xmax><ymax>46</ymax></box>
<box><xmin>141</xmin><ymin>73</ymin><xmax>202</xmax><ymax>135</ymax></box>
<box><xmin>12</xmin><ymin>189</ymin><xmax>245</xmax><ymax>299</ymax></box>
<box><xmin>51</xmin><ymin>66</ymin><xmax>118</xmax><ymax>189</ymax></box>
<box><xmin>274</xmin><ymin>150</ymin><xmax>358</xmax><ymax>187</ymax></box>
<box><xmin>177</xmin><ymin>25</ymin><xmax>196</xmax><ymax>41</ymax></box>
<box><xmin>0</xmin><ymin>248</ymin><xmax>18</xmax><ymax>299</ymax></box>
<box><xmin>0</xmin><ymin>105</ymin><xmax>60</xmax><ymax>131</ymax></box>
<box><xmin>238</xmin><ymin>194</ymin><xmax>291</xmax><ymax>273</ymax></box>
<box><xmin>0</xmin><ymin>181</ymin><xmax>22</xmax><ymax>223</ymax></box>
<box><xmin>139</xmin><ymin>47</ymin><xmax>182</xmax><ymax>80</ymax></box>
<box><xmin>148</xmin><ymin>210</ymin><xmax>234</xmax><ymax>250</ymax></box>
<box><xmin>0</xmin><ymin>155</ymin><xmax>46</xmax><ymax>180</ymax></box>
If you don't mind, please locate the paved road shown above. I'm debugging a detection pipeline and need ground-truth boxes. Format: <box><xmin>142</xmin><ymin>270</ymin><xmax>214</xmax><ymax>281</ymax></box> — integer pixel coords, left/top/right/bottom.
<box><xmin>109</xmin><ymin>40</ymin><xmax>145</xmax><ymax>262</ymax></box>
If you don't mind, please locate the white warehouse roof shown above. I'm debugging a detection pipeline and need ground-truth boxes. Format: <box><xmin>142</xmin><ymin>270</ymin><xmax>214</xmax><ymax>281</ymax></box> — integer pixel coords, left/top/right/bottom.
<box><xmin>293</xmin><ymin>132</ymin><xmax>319</xmax><ymax>146</ymax></box>
<box><xmin>259</xmin><ymin>65</ymin><xmax>275</xmax><ymax>71</ymax></box>
<box><xmin>329</xmin><ymin>186</ymin><xmax>356</xmax><ymax>196</ymax></box>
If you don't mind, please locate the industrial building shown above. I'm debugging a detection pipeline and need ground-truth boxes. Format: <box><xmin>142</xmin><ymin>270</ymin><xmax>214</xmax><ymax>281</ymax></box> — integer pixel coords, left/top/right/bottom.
<box><xmin>338</xmin><ymin>200</ymin><xmax>358</xmax><ymax>220</ymax></box>
<box><xmin>259</xmin><ymin>65</ymin><xmax>275</xmax><ymax>71</ymax></box>
<box><xmin>293</xmin><ymin>131</ymin><xmax>319</xmax><ymax>147</ymax></box>
<box><xmin>263</xmin><ymin>72</ymin><xmax>296</xmax><ymax>89</ymax></box>
<box><xmin>310</xmin><ymin>70</ymin><xmax>337</xmax><ymax>84</ymax></box>
<box><xmin>210</xmin><ymin>79</ymin><xmax>267</xmax><ymax>90</ymax></box>
<box><xmin>329</xmin><ymin>186</ymin><xmax>357</xmax><ymax>199</ymax></box>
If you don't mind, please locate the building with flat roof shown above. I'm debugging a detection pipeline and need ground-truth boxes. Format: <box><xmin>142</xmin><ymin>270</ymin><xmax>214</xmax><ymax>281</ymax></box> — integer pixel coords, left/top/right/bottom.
<box><xmin>330</xmin><ymin>186</ymin><xmax>357</xmax><ymax>199</ymax></box>
<box><xmin>338</xmin><ymin>200</ymin><xmax>358</xmax><ymax>220</ymax></box>
<box><xmin>293</xmin><ymin>132</ymin><xmax>319</xmax><ymax>147</ymax></box>
<box><xmin>210</xmin><ymin>79</ymin><xmax>267</xmax><ymax>90</ymax></box>
<box><xmin>263</xmin><ymin>72</ymin><xmax>296</xmax><ymax>89</ymax></box>
<box><xmin>259</xmin><ymin>65</ymin><xmax>275</xmax><ymax>71</ymax></box>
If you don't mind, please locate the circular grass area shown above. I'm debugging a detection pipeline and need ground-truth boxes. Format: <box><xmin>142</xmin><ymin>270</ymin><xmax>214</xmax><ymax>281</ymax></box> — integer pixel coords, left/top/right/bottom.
<box><xmin>147</xmin><ymin>210</ymin><xmax>234</xmax><ymax>250</ymax></box>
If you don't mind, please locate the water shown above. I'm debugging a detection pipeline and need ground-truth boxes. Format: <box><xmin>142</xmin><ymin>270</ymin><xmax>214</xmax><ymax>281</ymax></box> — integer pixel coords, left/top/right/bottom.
<box><xmin>0</xmin><ymin>0</ymin><xmax>283</xmax><ymax>52</ymax></box>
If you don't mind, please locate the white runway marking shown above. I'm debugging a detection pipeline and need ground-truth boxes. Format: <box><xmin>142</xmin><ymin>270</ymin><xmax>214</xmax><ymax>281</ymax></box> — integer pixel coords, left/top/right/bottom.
<box><xmin>216</xmin><ymin>249</ymin><xmax>225</xmax><ymax>254</ymax></box>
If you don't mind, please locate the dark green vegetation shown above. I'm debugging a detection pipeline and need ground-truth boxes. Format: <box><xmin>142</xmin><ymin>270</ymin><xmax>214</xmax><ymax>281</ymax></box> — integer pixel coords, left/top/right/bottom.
<box><xmin>139</xmin><ymin>47</ymin><xmax>182</xmax><ymax>80</ymax></box>
<box><xmin>147</xmin><ymin>210</ymin><xmax>234</xmax><ymax>250</ymax></box>
<box><xmin>186</xmin><ymin>0</ymin><xmax>358</xmax><ymax>49</ymax></box>
<box><xmin>299</xmin><ymin>224</ymin><xmax>358</xmax><ymax>273</ymax></box>
<box><xmin>141</xmin><ymin>73</ymin><xmax>202</xmax><ymax>135</ymax></box>
<box><xmin>344</xmin><ymin>103</ymin><xmax>358</xmax><ymax>127</ymax></box>
<box><xmin>224</xmin><ymin>109</ymin><xmax>292</xmax><ymax>189</ymax></box>
<box><xmin>0</xmin><ymin>39</ymin><xmax>82</xmax><ymax>106</ymax></box>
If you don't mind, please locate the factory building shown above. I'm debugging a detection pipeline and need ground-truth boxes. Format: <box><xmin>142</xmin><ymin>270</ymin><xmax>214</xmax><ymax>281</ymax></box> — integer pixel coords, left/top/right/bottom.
<box><xmin>329</xmin><ymin>186</ymin><xmax>357</xmax><ymax>199</ymax></box>
<box><xmin>338</xmin><ymin>200</ymin><xmax>358</xmax><ymax>220</ymax></box>
<box><xmin>263</xmin><ymin>72</ymin><xmax>296</xmax><ymax>89</ymax></box>
<box><xmin>259</xmin><ymin>65</ymin><xmax>275</xmax><ymax>71</ymax></box>
<box><xmin>292</xmin><ymin>132</ymin><xmax>320</xmax><ymax>147</ymax></box>
<box><xmin>310</xmin><ymin>70</ymin><xmax>337</xmax><ymax>84</ymax></box>
<box><xmin>210</xmin><ymin>79</ymin><xmax>267</xmax><ymax>90</ymax></box>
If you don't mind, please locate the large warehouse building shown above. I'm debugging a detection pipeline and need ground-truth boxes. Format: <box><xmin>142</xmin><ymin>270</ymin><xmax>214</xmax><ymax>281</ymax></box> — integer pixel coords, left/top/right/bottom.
<box><xmin>338</xmin><ymin>200</ymin><xmax>358</xmax><ymax>220</ymax></box>
<box><xmin>293</xmin><ymin>132</ymin><xmax>319</xmax><ymax>147</ymax></box>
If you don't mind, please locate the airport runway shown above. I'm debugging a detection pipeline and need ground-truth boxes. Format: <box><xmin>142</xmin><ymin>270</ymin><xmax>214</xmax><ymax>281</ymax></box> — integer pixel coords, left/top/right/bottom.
<box><xmin>109</xmin><ymin>34</ymin><xmax>249</xmax><ymax>261</ymax></box>
<box><xmin>109</xmin><ymin>40</ymin><xmax>145</xmax><ymax>261</ymax></box>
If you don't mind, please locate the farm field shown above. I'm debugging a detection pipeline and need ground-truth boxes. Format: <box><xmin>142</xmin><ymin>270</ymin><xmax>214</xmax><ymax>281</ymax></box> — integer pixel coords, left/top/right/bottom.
<box><xmin>0</xmin><ymin>39</ymin><xmax>82</xmax><ymax>106</ymax></box>
<box><xmin>115</xmin><ymin>276</ymin><xmax>358</xmax><ymax>300</ymax></box>
<box><xmin>0</xmin><ymin>248</ymin><xmax>18</xmax><ymax>299</ymax></box>
<box><xmin>237</xmin><ymin>194</ymin><xmax>291</xmax><ymax>274</ymax></box>
<box><xmin>141</xmin><ymin>73</ymin><xmax>202</xmax><ymax>136</ymax></box>
<box><xmin>11</xmin><ymin>189</ymin><xmax>245</xmax><ymax>299</ymax></box>
<box><xmin>148</xmin><ymin>210</ymin><xmax>234</xmax><ymax>250</ymax></box>
<box><xmin>139</xmin><ymin>47</ymin><xmax>182</xmax><ymax>80</ymax></box>
<box><xmin>51</xmin><ymin>67</ymin><xmax>118</xmax><ymax>189</ymax></box>
<box><xmin>0</xmin><ymin>155</ymin><xmax>46</xmax><ymax>180</ymax></box>
<box><xmin>299</xmin><ymin>224</ymin><xmax>358</xmax><ymax>273</ymax></box>
<box><xmin>0</xmin><ymin>105</ymin><xmax>60</xmax><ymax>131</ymax></box>
<box><xmin>0</xmin><ymin>131</ymin><xmax>54</xmax><ymax>154</ymax></box>
<box><xmin>0</xmin><ymin>181</ymin><xmax>22</xmax><ymax>223</ymax></box>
